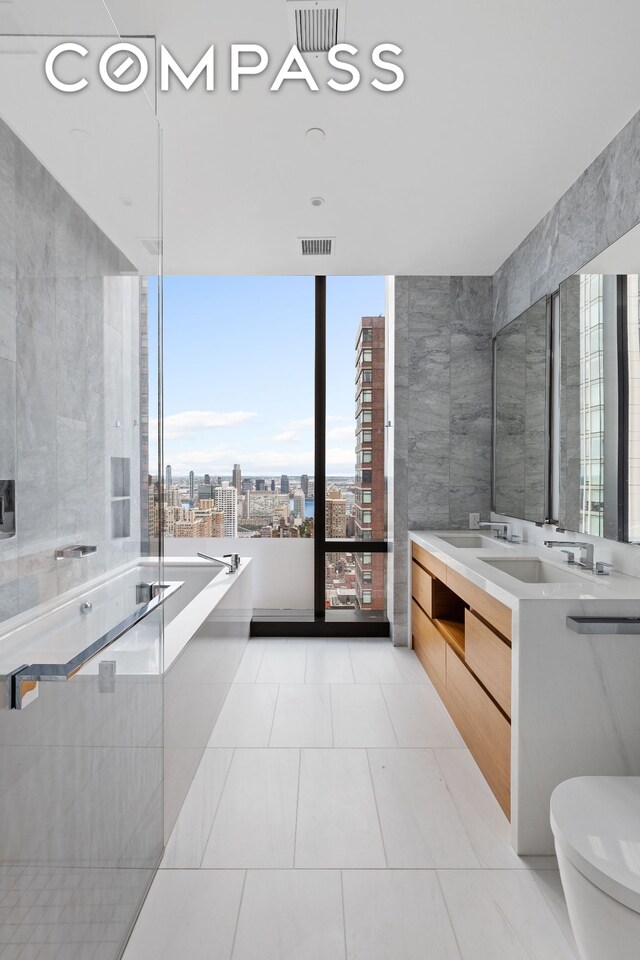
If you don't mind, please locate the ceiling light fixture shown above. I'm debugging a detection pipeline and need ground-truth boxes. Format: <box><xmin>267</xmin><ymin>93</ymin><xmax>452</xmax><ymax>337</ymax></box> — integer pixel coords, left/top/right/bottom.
<box><xmin>310</xmin><ymin>197</ymin><xmax>325</xmax><ymax>207</ymax></box>
<box><xmin>305</xmin><ymin>127</ymin><xmax>325</xmax><ymax>143</ymax></box>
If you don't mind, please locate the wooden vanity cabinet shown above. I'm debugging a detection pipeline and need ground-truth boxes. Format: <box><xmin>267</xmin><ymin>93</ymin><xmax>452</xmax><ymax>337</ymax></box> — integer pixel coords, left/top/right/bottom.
<box><xmin>411</xmin><ymin>542</ymin><xmax>513</xmax><ymax>817</ymax></box>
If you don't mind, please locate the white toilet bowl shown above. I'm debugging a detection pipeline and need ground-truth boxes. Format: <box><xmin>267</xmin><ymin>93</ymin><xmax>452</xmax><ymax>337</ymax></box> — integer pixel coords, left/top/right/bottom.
<box><xmin>550</xmin><ymin>777</ymin><xmax>640</xmax><ymax>960</ymax></box>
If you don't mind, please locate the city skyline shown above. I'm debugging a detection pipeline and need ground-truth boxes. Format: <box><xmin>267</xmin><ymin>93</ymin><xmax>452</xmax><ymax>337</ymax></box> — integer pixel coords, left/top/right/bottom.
<box><xmin>148</xmin><ymin>275</ymin><xmax>386</xmax><ymax>474</ymax></box>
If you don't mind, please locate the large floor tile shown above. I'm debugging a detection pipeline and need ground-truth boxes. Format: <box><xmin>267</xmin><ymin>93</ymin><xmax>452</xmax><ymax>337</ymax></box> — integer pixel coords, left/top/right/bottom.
<box><xmin>232</xmin><ymin>642</ymin><xmax>266</xmax><ymax>683</ymax></box>
<box><xmin>343</xmin><ymin>869</ymin><xmax>461</xmax><ymax>960</ymax></box>
<box><xmin>369</xmin><ymin>749</ymin><xmax>480</xmax><ymax>867</ymax></box>
<box><xmin>305</xmin><ymin>642</ymin><xmax>354</xmax><ymax>683</ymax></box>
<box><xmin>382</xmin><ymin>683</ymin><xmax>465</xmax><ymax>748</ymax></box>
<box><xmin>434</xmin><ymin>749</ymin><xmax>557</xmax><ymax>870</ymax></box>
<box><xmin>232</xmin><ymin>870</ymin><xmax>344</xmax><ymax>960</ymax></box>
<box><xmin>202</xmin><ymin>749</ymin><xmax>299</xmax><ymax>867</ymax></box>
<box><xmin>437</xmin><ymin>869</ymin><xmax>578</xmax><ymax>960</ymax></box>
<box><xmin>348</xmin><ymin>643</ymin><xmax>406</xmax><ymax>683</ymax></box>
<box><xmin>295</xmin><ymin>749</ymin><xmax>386</xmax><ymax>867</ymax></box>
<box><xmin>256</xmin><ymin>642</ymin><xmax>307</xmax><ymax>683</ymax></box>
<box><xmin>390</xmin><ymin>646</ymin><xmax>431</xmax><ymax>683</ymax></box>
<box><xmin>269</xmin><ymin>684</ymin><xmax>333</xmax><ymax>747</ymax></box>
<box><xmin>208</xmin><ymin>685</ymin><xmax>279</xmax><ymax>748</ymax></box>
<box><xmin>123</xmin><ymin>870</ymin><xmax>244</xmax><ymax>960</ymax></box>
<box><xmin>331</xmin><ymin>684</ymin><xmax>397</xmax><ymax>748</ymax></box>
<box><xmin>529</xmin><ymin>870</ymin><xmax>578</xmax><ymax>954</ymax></box>
<box><xmin>162</xmin><ymin>749</ymin><xmax>234</xmax><ymax>868</ymax></box>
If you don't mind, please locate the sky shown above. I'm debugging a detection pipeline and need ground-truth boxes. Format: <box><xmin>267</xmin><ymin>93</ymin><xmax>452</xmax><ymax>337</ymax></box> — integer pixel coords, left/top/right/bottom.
<box><xmin>148</xmin><ymin>275</ymin><xmax>385</xmax><ymax>476</ymax></box>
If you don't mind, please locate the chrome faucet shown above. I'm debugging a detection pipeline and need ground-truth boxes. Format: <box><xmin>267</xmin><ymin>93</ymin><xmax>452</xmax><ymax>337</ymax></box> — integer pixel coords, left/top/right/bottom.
<box><xmin>197</xmin><ymin>552</ymin><xmax>240</xmax><ymax>574</ymax></box>
<box><xmin>478</xmin><ymin>521</ymin><xmax>518</xmax><ymax>542</ymax></box>
<box><xmin>544</xmin><ymin>540</ymin><xmax>594</xmax><ymax>570</ymax></box>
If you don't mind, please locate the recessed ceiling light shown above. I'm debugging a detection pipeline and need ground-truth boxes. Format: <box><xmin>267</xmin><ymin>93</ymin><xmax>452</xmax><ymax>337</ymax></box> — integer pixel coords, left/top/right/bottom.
<box><xmin>310</xmin><ymin>197</ymin><xmax>325</xmax><ymax>207</ymax></box>
<box><xmin>305</xmin><ymin>127</ymin><xmax>325</xmax><ymax>143</ymax></box>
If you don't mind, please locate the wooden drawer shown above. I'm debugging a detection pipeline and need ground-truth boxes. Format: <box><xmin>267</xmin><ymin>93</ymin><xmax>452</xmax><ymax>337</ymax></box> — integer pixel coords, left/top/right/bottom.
<box><xmin>412</xmin><ymin>561</ymin><xmax>461</xmax><ymax>620</ymax></box>
<box><xmin>446</xmin><ymin>646</ymin><xmax>511</xmax><ymax>817</ymax></box>
<box><xmin>412</xmin><ymin>542</ymin><xmax>448</xmax><ymax>583</ymax></box>
<box><xmin>465</xmin><ymin>610</ymin><xmax>511</xmax><ymax>716</ymax></box>
<box><xmin>411</xmin><ymin>600</ymin><xmax>446</xmax><ymax>691</ymax></box>
<box><xmin>446</xmin><ymin>567</ymin><xmax>512</xmax><ymax>640</ymax></box>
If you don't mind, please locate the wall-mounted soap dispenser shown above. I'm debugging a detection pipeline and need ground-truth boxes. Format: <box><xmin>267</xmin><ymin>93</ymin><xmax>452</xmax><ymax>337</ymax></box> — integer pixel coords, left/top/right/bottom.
<box><xmin>0</xmin><ymin>480</ymin><xmax>15</xmax><ymax>539</ymax></box>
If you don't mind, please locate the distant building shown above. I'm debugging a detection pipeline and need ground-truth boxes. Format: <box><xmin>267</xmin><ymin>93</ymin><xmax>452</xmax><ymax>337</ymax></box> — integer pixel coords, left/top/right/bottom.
<box><xmin>270</xmin><ymin>478</ymin><xmax>276</xmax><ymax>492</ymax></box>
<box><xmin>198</xmin><ymin>483</ymin><xmax>214</xmax><ymax>501</ymax></box>
<box><xmin>214</xmin><ymin>481</ymin><xmax>238</xmax><ymax>537</ymax></box>
<box><xmin>256</xmin><ymin>478</ymin><xmax>266</xmax><ymax>491</ymax></box>
<box><xmin>245</xmin><ymin>491</ymin><xmax>289</xmax><ymax>522</ymax></box>
<box><xmin>188</xmin><ymin>470</ymin><xmax>195</xmax><ymax>504</ymax></box>
<box><xmin>280</xmin><ymin>474</ymin><xmax>289</xmax><ymax>494</ymax></box>
<box><xmin>293</xmin><ymin>490</ymin><xmax>305</xmax><ymax>519</ymax></box>
<box><xmin>204</xmin><ymin>473</ymin><xmax>211</xmax><ymax>485</ymax></box>
<box><xmin>232</xmin><ymin>463</ymin><xmax>241</xmax><ymax>491</ymax></box>
<box><xmin>241</xmin><ymin>478</ymin><xmax>254</xmax><ymax>493</ymax></box>
<box><xmin>165</xmin><ymin>464</ymin><xmax>172</xmax><ymax>489</ymax></box>
<box><xmin>301</xmin><ymin>474</ymin><xmax>309</xmax><ymax>497</ymax></box>
<box><xmin>326</xmin><ymin>494</ymin><xmax>347</xmax><ymax>538</ymax></box>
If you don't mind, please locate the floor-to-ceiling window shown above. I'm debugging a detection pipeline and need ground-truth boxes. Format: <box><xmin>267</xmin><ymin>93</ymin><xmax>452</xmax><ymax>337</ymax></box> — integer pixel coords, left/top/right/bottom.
<box><xmin>151</xmin><ymin>274</ymin><xmax>389</xmax><ymax>635</ymax></box>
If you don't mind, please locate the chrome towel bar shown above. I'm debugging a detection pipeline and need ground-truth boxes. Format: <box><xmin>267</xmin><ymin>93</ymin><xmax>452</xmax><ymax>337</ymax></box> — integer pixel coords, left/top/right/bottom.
<box><xmin>4</xmin><ymin>580</ymin><xmax>182</xmax><ymax>709</ymax></box>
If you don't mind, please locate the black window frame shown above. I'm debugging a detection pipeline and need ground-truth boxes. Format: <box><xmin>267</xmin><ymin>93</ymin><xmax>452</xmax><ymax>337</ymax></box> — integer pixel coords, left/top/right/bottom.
<box><xmin>252</xmin><ymin>276</ymin><xmax>389</xmax><ymax>638</ymax></box>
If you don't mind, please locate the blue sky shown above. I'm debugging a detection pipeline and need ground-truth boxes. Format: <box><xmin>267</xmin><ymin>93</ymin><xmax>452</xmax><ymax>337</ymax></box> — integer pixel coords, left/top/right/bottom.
<box><xmin>149</xmin><ymin>275</ymin><xmax>385</xmax><ymax>476</ymax></box>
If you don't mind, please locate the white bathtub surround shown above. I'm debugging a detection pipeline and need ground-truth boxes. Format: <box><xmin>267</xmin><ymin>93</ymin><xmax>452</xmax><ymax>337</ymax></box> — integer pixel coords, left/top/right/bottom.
<box><xmin>409</xmin><ymin>530</ymin><xmax>640</xmax><ymax>854</ymax></box>
<box><xmin>125</xmin><ymin>639</ymin><xmax>577</xmax><ymax>960</ymax></box>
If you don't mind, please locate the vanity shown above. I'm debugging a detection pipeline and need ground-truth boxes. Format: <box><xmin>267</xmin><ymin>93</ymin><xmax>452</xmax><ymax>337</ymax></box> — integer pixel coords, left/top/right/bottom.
<box><xmin>409</xmin><ymin>530</ymin><xmax>640</xmax><ymax>854</ymax></box>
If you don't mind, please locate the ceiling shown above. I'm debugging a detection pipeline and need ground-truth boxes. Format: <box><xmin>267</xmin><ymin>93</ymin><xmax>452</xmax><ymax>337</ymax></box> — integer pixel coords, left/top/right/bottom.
<box><xmin>4</xmin><ymin>0</ymin><xmax>640</xmax><ymax>276</ymax></box>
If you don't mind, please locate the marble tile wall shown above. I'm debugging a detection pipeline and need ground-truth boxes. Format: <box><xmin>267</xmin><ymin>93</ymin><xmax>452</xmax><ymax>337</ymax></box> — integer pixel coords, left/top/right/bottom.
<box><xmin>493</xmin><ymin>110</ymin><xmax>640</xmax><ymax>334</ymax></box>
<box><xmin>0</xmin><ymin>117</ymin><xmax>144</xmax><ymax>626</ymax></box>
<box><xmin>391</xmin><ymin>277</ymin><xmax>493</xmax><ymax>644</ymax></box>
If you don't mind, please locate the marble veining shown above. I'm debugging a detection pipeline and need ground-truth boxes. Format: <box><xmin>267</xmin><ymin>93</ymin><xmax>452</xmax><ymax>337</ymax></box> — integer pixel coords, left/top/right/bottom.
<box><xmin>392</xmin><ymin>276</ymin><xmax>493</xmax><ymax>643</ymax></box>
<box><xmin>0</xmin><ymin>117</ymin><xmax>146</xmax><ymax>626</ymax></box>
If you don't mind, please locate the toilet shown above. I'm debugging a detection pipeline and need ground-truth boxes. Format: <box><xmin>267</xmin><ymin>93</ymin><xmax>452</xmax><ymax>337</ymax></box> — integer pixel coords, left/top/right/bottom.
<box><xmin>550</xmin><ymin>777</ymin><xmax>640</xmax><ymax>960</ymax></box>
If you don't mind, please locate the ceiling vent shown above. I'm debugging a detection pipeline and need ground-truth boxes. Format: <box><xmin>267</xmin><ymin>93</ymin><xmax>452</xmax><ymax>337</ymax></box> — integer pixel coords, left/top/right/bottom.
<box><xmin>300</xmin><ymin>237</ymin><xmax>334</xmax><ymax>256</ymax></box>
<box><xmin>139</xmin><ymin>238</ymin><xmax>163</xmax><ymax>256</ymax></box>
<box><xmin>287</xmin><ymin>0</ymin><xmax>346</xmax><ymax>54</ymax></box>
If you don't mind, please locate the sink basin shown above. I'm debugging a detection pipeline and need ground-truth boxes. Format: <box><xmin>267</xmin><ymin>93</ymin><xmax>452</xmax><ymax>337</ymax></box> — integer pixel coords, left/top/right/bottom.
<box><xmin>481</xmin><ymin>557</ymin><xmax>588</xmax><ymax>584</ymax></box>
<box><xmin>438</xmin><ymin>534</ymin><xmax>498</xmax><ymax>548</ymax></box>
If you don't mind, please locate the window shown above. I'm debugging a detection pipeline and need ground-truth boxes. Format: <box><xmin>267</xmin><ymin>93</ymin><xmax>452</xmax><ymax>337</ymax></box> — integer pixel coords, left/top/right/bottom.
<box><xmin>361</xmin><ymin>369</ymin><xmax>372</xmax><ymax>384</ymax></box>
<box><xmin>361</xmin><ymin>429</ymin><xmax>372</xmax><ymax>443</ymax></box>
<box><xmin>361</xmin><ymin>590</ymin><xmax>372</xmax><ymax>605</ymax></box>
<box><xmin>361</xmin><ymin>489</ymin><xmax>372</xmax><ymax>503</ymax></box>
<box><xmin>361</xmin><ymin>509</ymin><xmax>372</xmax><ymax>524</ymax></box>
<box><xmin>360</xmin><ymin>389</ymin><xmax>372</xmax><ymax>404</ymax></box>
<box><xmin>361</xmin><ymin>328</ymin><xmax>373</xmax><ymax>343</ymax></box>
<box><xmin>360</xmin><ymin>348</ymin><xmax>373</xmax><ymax>364</ymax></box>
<box><xmin>360</xmin><ymin>450</ymin><xmax>372</xmax><ymax>464</ymax></box>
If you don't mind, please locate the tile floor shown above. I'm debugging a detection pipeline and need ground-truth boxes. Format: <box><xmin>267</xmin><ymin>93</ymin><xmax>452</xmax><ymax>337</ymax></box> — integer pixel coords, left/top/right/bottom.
<box><xmin>123</xmin><ymin>639</ymin><xmax>579</xmax><ymax>960</ymax></box>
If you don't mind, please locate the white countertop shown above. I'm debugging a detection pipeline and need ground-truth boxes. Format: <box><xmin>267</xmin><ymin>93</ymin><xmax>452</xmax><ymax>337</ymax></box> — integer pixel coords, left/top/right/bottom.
<box><xmin>409</xmin><ymin>530</ymin><xmax>640</xmax><ymax>607</ymax></box>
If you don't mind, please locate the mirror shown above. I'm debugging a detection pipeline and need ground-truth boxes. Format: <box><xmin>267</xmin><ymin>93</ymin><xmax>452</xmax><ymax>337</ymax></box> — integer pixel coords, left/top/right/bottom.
<box><xmin>558</xmin><ymin>222</ymin><xmax>640</xmax><ymax>541</ymax></box>
<box><xmin>493</xmin><ymin>296</ymin><xmax>549</xmax><ymax>523</ymax></box>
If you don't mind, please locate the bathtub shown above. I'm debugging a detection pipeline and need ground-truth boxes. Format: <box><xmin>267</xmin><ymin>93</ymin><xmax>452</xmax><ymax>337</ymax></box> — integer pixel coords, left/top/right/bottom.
<box><xmin>0</xmin><ymin>556</ymin><xmax>252</xmax><ymax>709</ymax></box>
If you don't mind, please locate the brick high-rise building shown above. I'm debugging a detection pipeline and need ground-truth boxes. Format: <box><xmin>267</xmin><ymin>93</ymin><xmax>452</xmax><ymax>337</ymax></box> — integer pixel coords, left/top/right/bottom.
<box><xmin>354</xmin><ymin>316</ymin><xmax>385</xmax><ymax>611</ymax></box>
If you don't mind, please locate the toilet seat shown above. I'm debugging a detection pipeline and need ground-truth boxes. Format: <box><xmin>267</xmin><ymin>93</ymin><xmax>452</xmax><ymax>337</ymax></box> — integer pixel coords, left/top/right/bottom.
<box><xmin>550</xmin><ymin>777</ymin><xmax>640</xmax><ymax>914</ymax></box>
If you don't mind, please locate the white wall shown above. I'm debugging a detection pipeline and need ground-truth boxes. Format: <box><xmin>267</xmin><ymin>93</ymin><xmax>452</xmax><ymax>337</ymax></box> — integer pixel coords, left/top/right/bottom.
<box><xmin>164</xmin><ymin>537</ymin><xmax>314</xmax><ymax>610</ymax></box>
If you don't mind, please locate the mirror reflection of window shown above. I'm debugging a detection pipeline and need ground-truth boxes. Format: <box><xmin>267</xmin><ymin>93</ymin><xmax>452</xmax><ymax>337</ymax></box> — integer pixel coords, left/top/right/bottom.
<box><xmin>579</xmin><ymin>274</ymin><xmax>605</xmax><ymax>537</ymax></box>
<box><xmin>627</xmin><ymin>274</ymin><xmax>640</xmax><ymax>541</ymax></box>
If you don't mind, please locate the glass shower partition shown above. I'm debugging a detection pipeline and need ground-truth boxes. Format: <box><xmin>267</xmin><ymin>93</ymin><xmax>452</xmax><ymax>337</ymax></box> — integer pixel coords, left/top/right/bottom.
<box><xmin>0</xmin><ymin>25</ymin><xmax>164</xmax><ymax>960</ymax></box>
